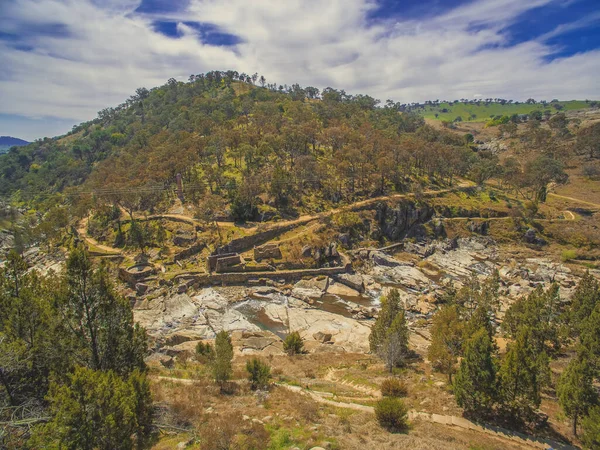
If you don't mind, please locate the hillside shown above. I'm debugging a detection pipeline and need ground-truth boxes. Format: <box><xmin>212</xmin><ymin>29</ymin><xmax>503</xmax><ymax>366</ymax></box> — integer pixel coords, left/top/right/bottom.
<box><xmin>2</xmin><ymin>71</ymin><xmax>600</xmax><ymax>450</ymax></box>
<box><xmin>416</xmin><ymin>100</ymin><xmax>595</xmax><ymax>123</ymax></box>
<box><xmin>0</xmin><ymin>136</ymin><xmax>29</xmax><ymax>154</ymax></box>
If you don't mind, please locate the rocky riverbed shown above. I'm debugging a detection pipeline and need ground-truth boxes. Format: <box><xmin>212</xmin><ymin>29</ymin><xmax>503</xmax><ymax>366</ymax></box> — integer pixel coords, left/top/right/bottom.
<box><xmin>133</xmin><ymin>237</ymin><xmax>590</xmax><ymax>365</ymax></box>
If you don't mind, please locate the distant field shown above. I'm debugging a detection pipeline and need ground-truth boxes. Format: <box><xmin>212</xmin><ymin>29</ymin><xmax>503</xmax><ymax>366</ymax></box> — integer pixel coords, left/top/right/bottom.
<box><xmin>420</xmin><ymin>100</ymin><xmax>593</xmax><ymax>122</ymax></box>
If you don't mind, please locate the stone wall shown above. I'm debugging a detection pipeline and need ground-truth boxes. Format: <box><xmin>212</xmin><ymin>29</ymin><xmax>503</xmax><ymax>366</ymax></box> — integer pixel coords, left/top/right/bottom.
<box><xmin>173</xmin><ymin>242</ymin><xmax>205</xmax><ymax>262</ymax></box>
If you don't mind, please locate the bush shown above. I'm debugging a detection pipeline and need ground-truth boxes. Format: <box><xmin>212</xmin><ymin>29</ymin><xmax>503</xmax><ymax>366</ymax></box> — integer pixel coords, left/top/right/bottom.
<box><xmin>375</xmin><ymin>398</ymin><xmax>409</xmax><ymax>432</ymax></box>
<box><xmin>246</xmin><ymin>358</ymin><xmax>271</xmax><ymax>390</ymax></box>
<box><xmin>196</xmin><ymin>341</ymin><xmax>214</xmax><ymax>362</ymax></box>
<box><xmin>381</xmin><ymin>378</ymin><xmax>408</xmax><ymax>398</ymax></box>
<box><xmin>561</xmin><ymin>249</ymin><xmax>577</xmax><ymax>262</ymax></box>
<box><xmin>283</xmin><ymin>331</ymin><xmax>304</xmax><ymax>355</ymax></box>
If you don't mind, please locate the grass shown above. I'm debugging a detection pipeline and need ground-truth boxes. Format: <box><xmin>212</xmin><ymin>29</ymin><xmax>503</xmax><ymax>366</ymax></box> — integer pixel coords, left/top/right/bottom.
<box><xmin>420</xmin><ymin>100</ymin><xmax>592</xmax><ymax>122</ymax></box>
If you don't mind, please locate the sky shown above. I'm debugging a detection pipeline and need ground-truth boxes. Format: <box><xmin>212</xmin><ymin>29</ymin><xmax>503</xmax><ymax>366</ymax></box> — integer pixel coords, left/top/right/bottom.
<box><xmin>1</xmin><ymin>0</ymin><xmax>599</xmax><ymax>141</ymax></box>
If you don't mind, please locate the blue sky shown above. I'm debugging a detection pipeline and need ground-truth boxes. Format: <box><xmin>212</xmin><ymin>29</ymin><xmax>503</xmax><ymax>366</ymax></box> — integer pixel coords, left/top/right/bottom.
<box><xmin>0</xmin><ymin>0</ymin><xmax>599</xmax><ymax>141</ymax></box>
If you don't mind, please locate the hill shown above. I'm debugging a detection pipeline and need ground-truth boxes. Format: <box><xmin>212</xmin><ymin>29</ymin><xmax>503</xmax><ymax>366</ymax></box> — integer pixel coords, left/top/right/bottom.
<box><xmin>0</xmin><ymin>136</ymin><xmax>29</xmax><ymax>154</ymax></box>
<box><xmin>415</xmin><ymin>99</ymin><xmax>595</xmax><ymax>123</ymax></box>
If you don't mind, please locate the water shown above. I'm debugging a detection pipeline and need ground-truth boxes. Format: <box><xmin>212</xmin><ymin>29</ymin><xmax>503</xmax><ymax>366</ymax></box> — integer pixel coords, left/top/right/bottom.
<box><xmin>233</xmin><ymin>291</ymin><xmax>379</xmax><ymax>336</ymax></box>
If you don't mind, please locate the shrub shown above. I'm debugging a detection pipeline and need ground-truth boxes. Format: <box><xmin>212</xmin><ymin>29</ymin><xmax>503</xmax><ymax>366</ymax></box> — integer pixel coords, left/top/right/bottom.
<box><xmin>381</xmin><ymin>378</ymin><xmax>408</xmax><ymax>398</ymax></box>
<box><xmin>375</xmin><ymin>398</ymin><xmax>409</xmax><ymax>432</ymax></box>
<box><xmin>196</xmin><ymin>341</ymin><xmax>215</xmax><ymax>362</ymax></box>
<box><xmin>283</xmin><ymin>331</ymin><xmax>304</xmax><ymax>355</ymax></box>
<box><xmin>246</xmin><ymin>358</ymin><xmax>271</xmax><ymax>390</ymax></box>
<box><xmin>561</xmin><ymin>249</ymin><xmax>577</xmax><ymax>262</ymax></box>
<box><xmin>213</xmin><ymin>331</ymin><xmax>233</xmax><ymax>388</ymax></box>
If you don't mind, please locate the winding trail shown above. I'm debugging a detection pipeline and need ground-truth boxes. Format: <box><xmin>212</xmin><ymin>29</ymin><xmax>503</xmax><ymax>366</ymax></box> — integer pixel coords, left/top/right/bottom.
<box><xmin>153</xmin><ymin>374</ymin><xmax>573</xmax><ymax>449</ymax></box>
<box><xmin>548</xmin><ymin>192</ymin><xmax>600</xmax><ymax>209</ymax></box>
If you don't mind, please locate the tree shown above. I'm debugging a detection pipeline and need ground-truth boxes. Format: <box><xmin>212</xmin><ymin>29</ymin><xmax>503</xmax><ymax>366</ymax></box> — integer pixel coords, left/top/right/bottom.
<box><xmin>557</xmin><ymin>350</ymin><xmax>598</xmax><ymax>436</ymax></box>
<box><xmin>576</xmin><ymin>122</ymin><xmax>600</xmax><ymax>158</ymax></box>
<box><xmin>31</xmin><ymin>367</ymin><xmax>154</xmax><ymax>450</ymax></box>
<box><xmin>60</xmin><ymin>247</ymin><xmax>147</xmax><ymax>376</ymax></box>
<box><xmin>283</xmin><ymin>331</ymin><xmax>304</xmax><ymax>356</ymax></box>
<box><xmin>522</xmin><ymin>156</ymin><xmax>568</xmax><ymax>202</ymax></box>
<box><xmin>453</xmin><ymin>328</ymin><xmax>497</xmax><ymax>416</ymax></box>
<box><xmin>382</xmin><ymin>309</ymin><xmax>410</xmax><ymax>372</ymax></box>
<box><xmin>246</xmin><ymin>358</ymin><xmax>271</xmax><ymax>390</ymax></box>
<box><xmin>498</xmin><ymin>327</ymin><xmax>550</xmax><ymax>419</ymax></box>
<box><xmin>374</xmin><ymin>397</ymin><xmax>409</xmax><ymax>432</ymax></box>
<box><xmin>195</xmin><ymin>194</ymin><xmax>226</xmax><ymax>246</ymax></box>
<box><xmin>580</xmin><ymin>304</ymin><xmax>600</xmax><ymax>373</ymax></box>
<box><xmin>369</xmin><ymin>289</ymin><xmax>402</xmax><ymax>353</ymax></box>
<box><xmin>568</xmin><ymin>272</ymin><xmax>600</xmax><ymax>337</ymax></box>
<box><xmin>428</xmin><ymin>305</ymin><xmax>464</xmax><ymax>382</ymax></box>
<box><xmin>582</xmin><ymin>406</ymin><xmax>600</xmax><ymax>449</ymax></box>
<box><xmin>213</xmin><ymin>331</ymin><xmax>233</xmax><ymax>387</ymax></box>
<box><xmin>502</xmin><ymin>284</ymin><xmax>564</xmax><ymax>355</ymax></box>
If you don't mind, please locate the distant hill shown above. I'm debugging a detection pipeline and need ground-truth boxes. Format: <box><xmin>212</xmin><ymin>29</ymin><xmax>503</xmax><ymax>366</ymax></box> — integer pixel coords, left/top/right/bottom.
<box><xmin>415</xmin><ymin>100</ymin><xmax>597</xmax><ymax>123</ymax></box>
<box><xmin>0</xmin><ymin>136</ymin><xmax>30</xmax><ymax>154</ymax></box>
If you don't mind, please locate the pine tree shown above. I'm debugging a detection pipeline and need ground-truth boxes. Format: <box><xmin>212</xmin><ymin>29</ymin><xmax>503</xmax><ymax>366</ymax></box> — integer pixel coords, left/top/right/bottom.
<box><xmin>582</xmin><ymin>406</ymin><xmax>600</xmax><ymax>449</ymax></box>
<box><xmin>382</xmin><ymin>309</ymin><xmax>410</xmax><ymax>372</ymax></box>
<box><xmin>453</xmin><ymin>328</ymin><xmax>497</xmax><ymax>415</ymax></box>
<box><xmin>557</xmin><ymin>349</ymin><xmax>598</xmax><ymax>436</ymax></box>
<box><xmin>568</xmin><ymin>272</ymin><xmax>599</xmax><ymax>337</ymax></box>
<box><xmin>428</xmin><ymin>305</ymin><xmax>464</xmax><ymax>382</ymax></box>
<box><xmin>498</xmin><ymin>327</ymin><xmax>550</xmax><ymax>419</ymax></box>
<box><xmin>580</xmin><ymin>303</ymin><xmax>600</xmax><ymax>374</ymax></box>
<box><xmin>61</xmin><ymin>247</ymin><xmax>147</xmax><ymax>376</ymax></box>
<box><xmin>30</xmin><ymin>367</ymin><xmax>154</xmax><ymax>450</ymax></box>
<box><xmin>502</xmin><ymin>283</ymin><xmax>563</xmax><ymax>355</ymax></box>
<box><xmin>369</xmin><ymin>289</ymin><xmax>402</xmax><ymax>354</ymax></box>
<box><xmin>213</xmin><ymin>331</ymin><xmax>233</xmax><ymax>387</ymax></box>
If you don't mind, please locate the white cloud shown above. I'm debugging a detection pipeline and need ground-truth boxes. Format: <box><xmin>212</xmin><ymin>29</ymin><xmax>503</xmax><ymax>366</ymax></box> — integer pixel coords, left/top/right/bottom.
<box><xmin>0</xmin><ymin>0</ymin><xmax>599</xmax><ymax>139</ymax></box>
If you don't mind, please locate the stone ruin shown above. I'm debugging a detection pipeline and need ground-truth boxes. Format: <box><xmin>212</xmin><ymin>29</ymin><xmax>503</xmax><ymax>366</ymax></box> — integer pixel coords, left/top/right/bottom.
<box><xmin>173</xmin><ymin>229</ymin><xmax>196</xmax><ymax>247</ymax></box>
<box><xmin>207</xmin><ymin>252</ymin><xmax>243</xmax><ymax>273</ymax></box>
<box><xmin>253</xmin><ymin>243</ymin><xmax>282</xmax><ymax>261</ymax></box>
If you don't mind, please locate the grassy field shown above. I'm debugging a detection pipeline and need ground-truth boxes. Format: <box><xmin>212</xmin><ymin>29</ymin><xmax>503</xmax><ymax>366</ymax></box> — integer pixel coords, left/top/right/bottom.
<box><xmin>420</xmin><ymin>100</ymin><xmax>593</xmax><ymax>122</ymax></box>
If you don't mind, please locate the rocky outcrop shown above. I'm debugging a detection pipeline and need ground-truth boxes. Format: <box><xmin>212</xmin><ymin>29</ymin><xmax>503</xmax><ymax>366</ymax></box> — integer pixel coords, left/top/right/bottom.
<box><xmin>333</xmin><ymin>273</ymin><xmax>365</xmax><ymax>293</ymax></box>
<box><xmin>374</xmin><ymin>200</ymin><xmax>435</xmax><ymax>241</ymax></box>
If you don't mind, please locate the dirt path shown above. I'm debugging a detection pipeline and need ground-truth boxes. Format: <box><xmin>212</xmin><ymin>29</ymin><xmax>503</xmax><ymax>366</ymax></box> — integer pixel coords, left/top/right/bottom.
<box><xmin>324</xmin><ymin>367</ymin><xmax>381</xmax><ymax>398</ymax></box>
<box><xmin>76</xmin><ymin>217</ymin><xmax>121</xmax><ymax>255</ymax></box>
<box><xmin>153</xmin><ymin>374</ymin><xmax>573</xmax><ymax>449</ymax></box>
<box><xmin>548</xmin><ymin>193</ymin><xmax>600</xmax><ymax>209</ymax></box>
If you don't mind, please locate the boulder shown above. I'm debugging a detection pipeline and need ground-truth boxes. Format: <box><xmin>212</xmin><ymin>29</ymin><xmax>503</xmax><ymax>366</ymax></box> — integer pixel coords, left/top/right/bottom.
<box><xmin>371</xmin><ymin>251</ymin><xmax>402</xmax><ymax>267</ymax></box>
<box><xmin>135</xmin><ymin>282</ymin><xmax>150</xmax><ymax>295</ymax></box>
<box><xmin>337</xmin><ymin>233</ymin><xmax>351</xmax><ymax>246</ymax></box>
<box><xmin>333</xmin><ymin>273</ymin><xmax>365</xmax><ymax>293</ymax></box>
<box><xmin>301</xmin><ymin>245</ymin><xmax>312</xmax><ymax>258</ymax></box>
<box><xmin>327</xmin><ymin>282</ymin><xmax>361</xmax><ymax>298</ymax></box>
<box><xmin>313</xmin><ymin>331</ymin><xmax>333</xmax><ymax>343</ymax></box>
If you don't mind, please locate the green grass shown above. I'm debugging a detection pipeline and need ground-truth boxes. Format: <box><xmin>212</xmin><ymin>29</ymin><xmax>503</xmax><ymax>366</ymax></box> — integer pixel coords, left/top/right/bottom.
<box><xmin>420</xmin><ymin>100</ymin><xmax>593</xmax><ymax>122</ymax></box>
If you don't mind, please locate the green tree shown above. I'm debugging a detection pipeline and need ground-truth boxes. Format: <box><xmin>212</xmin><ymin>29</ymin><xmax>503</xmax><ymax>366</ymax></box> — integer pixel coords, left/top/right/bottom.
<box><xmin>369</xmin><ymin>289</ymin><xmax>402</xmax><ymax>354</ymax></box>
<box><xmin>557</xmin><ymin>350</ymin><xmax>598</xmax><ymax>436</ymax></box>
<box><xmin>246</xmin><ymin>358</ymin><xmax>271</xmax><ymax>390</ymax></box>
<box><xmin>498</xmin><ymin>327</ymin><xmax>550</xmax><ymax>419</ymax></box>
<box><xmin>31</xmin><ymin>367</ymin><xmax>154</xmax><ymax>450</ymax></box>
<box><xmin>374</xmin><ymin>397</ymin><xmax>409</xmax><ymax>432</ymax></box>
<box><xmin>453</xmin><ymin>328</ymin><xmax>497</xmax><ymax>416</ymax></box>
<box><xmin>523</xmin><ymin>156</ymin><xmax>568</xmax><ymax>202</ymax></box>
<box><xmin>283</xmin><ymin>331</ymin><xmax>304</xmax><ymax>356</ymax></box>
<box><xmin>568</xmin><ymin>272</ymin><xmax>599</xmax><ymax>337</ymax></box>
<box><xmin>582</xmin><ymin>406</ymin><xmax>600</xmax><ymax>449</ymax></box>
<box><xmin>213</xmin><ymin>331</ymin><xmax>233</xmax><ymax>387</ymax></box>
<box><xmin>428</xmin><ymin>305</ymin><xmax>464</xmax><ymax>382</ymax></box>
<box><xmin>60</xmin><ymin>247</ymin><xmax>147</xmax><ymax>376</ymax></box>
<box><xmin>502</xmin><ymin>284</ymin><xmax>564</xmax><ymax>354</ymax></box>
<box><xmin>381</xmin><ymin>309</ymin><xmax>410</xmax><ymax>372</ymax></box>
